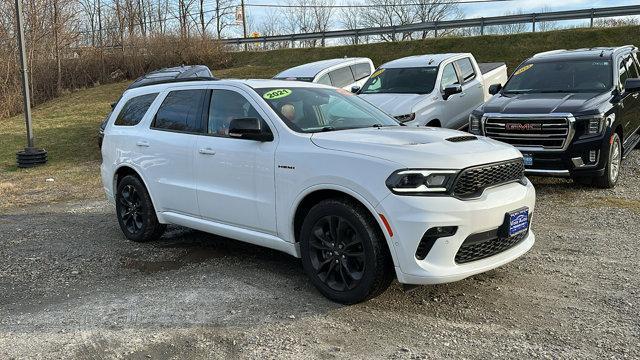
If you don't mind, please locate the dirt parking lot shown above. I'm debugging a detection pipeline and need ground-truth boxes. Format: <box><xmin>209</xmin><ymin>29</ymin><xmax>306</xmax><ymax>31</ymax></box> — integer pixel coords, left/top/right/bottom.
<box><xmin>1</xmin><ymin>153</ymin><xmax>638</xmax><ymax>359</ymax></box>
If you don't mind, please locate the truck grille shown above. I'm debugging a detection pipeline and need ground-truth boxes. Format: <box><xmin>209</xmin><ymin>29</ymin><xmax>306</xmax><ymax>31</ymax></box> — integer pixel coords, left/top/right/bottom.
<box><xmin>484</xmin><ymin>117</ymin><xmax>570</xmax><ymax>149</ymax></box>
<box><xmin>452</xmin><ymin>159</ymin><xmax>524</xmax><ymax>199</ymax></box>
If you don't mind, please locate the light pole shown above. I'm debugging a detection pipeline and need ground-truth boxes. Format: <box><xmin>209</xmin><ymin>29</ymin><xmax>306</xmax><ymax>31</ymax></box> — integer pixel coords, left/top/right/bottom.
<box><xmin>14</xmin><ymin>0</ymin><xmax>47</xmax><ymax>168</ymax></box>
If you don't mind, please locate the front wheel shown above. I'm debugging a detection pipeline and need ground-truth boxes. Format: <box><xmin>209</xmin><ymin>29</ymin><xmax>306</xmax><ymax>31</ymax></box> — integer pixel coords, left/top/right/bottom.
<box><xmin>115</xmin><ymin>175</ymin><xmax>165</xmax><ymax>242</ymax></box>
<box><xmin>594</xmin><ymin>133</ymin><xmax>622</xmax><ymax>189</ymax></box>
<box><xmin>299</xmin><ymin>199</ymin><xmax>394</xmax><ymax>304</ymax></box>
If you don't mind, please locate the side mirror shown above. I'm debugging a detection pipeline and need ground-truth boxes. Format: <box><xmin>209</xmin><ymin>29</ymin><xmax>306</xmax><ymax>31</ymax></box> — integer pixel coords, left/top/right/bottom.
<box><xmin>624</xmin><ymin>78</ymin><xmax>640</xmax><ymax>94</ymax></box>
<box><xmin>351</xmin><ymin>85</ymin><xmax>361</xmax><ymax>94</ymax></box>
<box><xmin>228</xmin><ymin>117</ymin><xmax>273</xmax><ymax>142</ymax></box>
<box><xmin>110</xmin><ymin>102</ymin><xmax>117</xmax><ymax>109</ymax></box>
<box><xmin>488</xmin><ymin>83</ymin><xmax>502</xmax><ymax>95</ymax></box>
<box><xmin>443</xmin><ymin>84</ymin><xmax>462</xmax><ymax>100</ymax></box>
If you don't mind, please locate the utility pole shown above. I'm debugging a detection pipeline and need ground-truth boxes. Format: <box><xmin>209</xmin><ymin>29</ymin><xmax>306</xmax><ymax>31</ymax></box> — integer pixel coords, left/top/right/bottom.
<box><xmin>240</xmin><ymin>0</ymin><xmax>247</xmax><ymax>51</ymax></box>
<box><xmin>14</xmin><ymin>0</ymin><xmax>47</xmax><ymax>168</ymax></box>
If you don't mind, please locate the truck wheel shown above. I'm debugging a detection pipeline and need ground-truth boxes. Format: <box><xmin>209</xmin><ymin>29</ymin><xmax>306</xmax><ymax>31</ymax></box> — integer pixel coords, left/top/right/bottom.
<box><xmin>116</xmin><ymin>175</ymin><xmax>166</xmax><ymax>242</ymax></box>
<box><xmin>299</xmin><ymin>199</ymin><xmax>394</xmax><ymax>304</ymax></box>
<box><xmin>594</xmin><ymin>133</ymin><xmax>622</xmax><ymax>189</ymax></box>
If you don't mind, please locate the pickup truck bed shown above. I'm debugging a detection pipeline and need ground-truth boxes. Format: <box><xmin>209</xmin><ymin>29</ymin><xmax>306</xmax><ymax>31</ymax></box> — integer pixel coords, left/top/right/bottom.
<box><xmin>478</xmin><ymin>62</ymin><xmax>508</xmax><ymax>101</ymax></box>
<box><xmin>479</xmin><ymin>62</ymin><xmax>507</xmax><ymax>74</ymax></box>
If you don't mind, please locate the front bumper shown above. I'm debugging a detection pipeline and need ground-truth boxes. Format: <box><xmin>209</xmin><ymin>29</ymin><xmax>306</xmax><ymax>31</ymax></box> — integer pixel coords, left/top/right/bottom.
<box><xmin>520</xmin><ymin>132</ymin><xmax>610</xmax><ymax>178</ymax></box>
<box><xmin>376</xmin><ymin>179</ymin><xmax>536</xmax><ymax>285</ymax></box>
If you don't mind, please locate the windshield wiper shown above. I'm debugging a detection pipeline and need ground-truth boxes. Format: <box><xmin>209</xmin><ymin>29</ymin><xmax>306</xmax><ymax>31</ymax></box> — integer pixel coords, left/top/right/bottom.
<box><xmin>319</xmin><ymin>126</ymin><xmax>336</xmax><ymax>132</ymax></box>
<box><xmin>536</xmin><ymin>89</ymin><xmax>573</xmax><ymax>93</ymax></box>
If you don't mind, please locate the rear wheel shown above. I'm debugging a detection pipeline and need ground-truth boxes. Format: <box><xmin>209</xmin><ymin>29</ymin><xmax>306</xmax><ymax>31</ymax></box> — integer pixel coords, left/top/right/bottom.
<box><xmin>594</xmin><ymin>133</ymin><xmax>622</xmax><ymax>189</ymax></box>
<box><xmin>116</xmin><ymin>175</ymin><xmax>165</xmax><ymax>242</ymax></box>
<box><xmin>300</xmin><ymin>199</ymin><xmax>394</xmax><ymax>304</ymax></box>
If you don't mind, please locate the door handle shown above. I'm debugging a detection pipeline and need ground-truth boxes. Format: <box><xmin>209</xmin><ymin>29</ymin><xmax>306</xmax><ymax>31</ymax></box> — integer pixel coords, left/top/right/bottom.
<box><xmin>198</xmin><ymin>148</ymin><xmax>216</xmax><ymax>155</ymax></box>
<box><xmin>136</xmin><ymin>141</ymin><xmax>150</xmax><ymax>147</ymax></box>
<box><xmin>633</xmin><ymin>93</ymin><xmax>639</xmax><ymax>99</ymax></box>
<box><xmin>459</xmin><ymin>92</ymin><xmax>466</xmax><ymax>97</ymax></box>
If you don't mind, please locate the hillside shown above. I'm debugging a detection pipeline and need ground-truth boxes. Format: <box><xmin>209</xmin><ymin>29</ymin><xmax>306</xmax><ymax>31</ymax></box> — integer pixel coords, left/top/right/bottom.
<box><xmin>217</xmin><ymin>25</ymin><xmax>640</xmax><ymax>78</ymax></box>
<box><xmin>2</xmin><ymin>25</ymin><xmax>639</xmax><ymax>209</ymax></box>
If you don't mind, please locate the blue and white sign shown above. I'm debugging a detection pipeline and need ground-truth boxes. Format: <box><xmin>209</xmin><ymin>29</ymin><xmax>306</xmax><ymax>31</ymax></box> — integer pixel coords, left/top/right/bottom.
<box><xmin>508</xmin><ymin>208</ymin><xmax>529</xmax><ymax>237</ymax></box>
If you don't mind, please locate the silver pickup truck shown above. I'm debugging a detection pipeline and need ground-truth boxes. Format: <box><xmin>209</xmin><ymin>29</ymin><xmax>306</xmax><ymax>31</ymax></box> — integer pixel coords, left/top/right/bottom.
<box><xmin>356</xmin><ymin>53</ymin><xmax>508</xmax><ymax>130</ymax></box>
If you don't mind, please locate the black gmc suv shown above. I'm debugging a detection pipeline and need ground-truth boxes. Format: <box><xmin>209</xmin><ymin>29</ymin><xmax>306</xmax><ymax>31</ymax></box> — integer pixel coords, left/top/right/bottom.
<box><xmin>469</xmin><ymin>46</ymin><xmax>640</xmax><ymax>188</ymax></box>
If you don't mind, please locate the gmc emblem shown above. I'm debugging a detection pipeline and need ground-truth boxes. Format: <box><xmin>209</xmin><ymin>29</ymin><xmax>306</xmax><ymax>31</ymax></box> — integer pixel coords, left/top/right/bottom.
<box><xmin>506</xmin><ymin>123</ymin><xmax>542</xmax><ymax>131</ymax></box>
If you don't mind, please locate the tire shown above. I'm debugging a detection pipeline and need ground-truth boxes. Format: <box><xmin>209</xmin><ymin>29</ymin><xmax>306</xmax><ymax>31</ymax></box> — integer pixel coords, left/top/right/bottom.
<box><xmin>299</xmin><ymin>198</ymin><xmax>394</xmax><ymax>304</ymax></box>
<box><xmin>594</xmin><ymin>132</ymin><xmax>622</xmax><ymax>189</ymax></box>
<box><xmin>115</xmin><ymin>175</ymin><xmax>165</xmax><ymax>242</ymax></box>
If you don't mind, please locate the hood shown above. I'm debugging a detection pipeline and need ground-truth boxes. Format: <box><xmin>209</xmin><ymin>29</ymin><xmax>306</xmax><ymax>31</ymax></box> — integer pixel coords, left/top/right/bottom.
<box><xmin>482</xmin><ymin>92</ymin><xmax>610</xmax><ymax>115</ymax></box>
<box><xmin>310</xmin><ymin>127</ymin><xmax>522</xmax><ymax>169</ymax></box>
<box><xmin>359</xmin><ymin>93</ymin><xmax>427</xmax><ymax>116</ymax></box>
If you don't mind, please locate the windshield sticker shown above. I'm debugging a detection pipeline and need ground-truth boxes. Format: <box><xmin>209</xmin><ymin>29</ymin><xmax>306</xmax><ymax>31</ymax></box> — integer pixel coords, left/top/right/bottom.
<box><xmin>592</xmin><ymin>61</ymin><xmax>610</xmax><ymax>66</ymax></box>
<box><xmin>263</xmin><ymin>88</ymin><xmax>292</xmax><ymax>100</ymax></box>
<box><xmin>371</xmin><ymin>69</ymin><xmax>385</xmax><ymax>78</ymax></box>
<box><xmin>514</xmin><ymin>64</ymin><xmax>533</xmax><ymax>76</ymax></box>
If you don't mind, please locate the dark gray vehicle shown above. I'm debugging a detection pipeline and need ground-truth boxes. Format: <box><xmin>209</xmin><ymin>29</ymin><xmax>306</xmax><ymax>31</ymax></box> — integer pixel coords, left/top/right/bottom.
<box><xmin>98</xmin><ymin>65</ymin><xmax>214</xmax><ymax>147</ymax></box>
<box><xmin>470</xmin><ymin>46</ymin><xmax>640</xmax><ymax>188</ymax></box>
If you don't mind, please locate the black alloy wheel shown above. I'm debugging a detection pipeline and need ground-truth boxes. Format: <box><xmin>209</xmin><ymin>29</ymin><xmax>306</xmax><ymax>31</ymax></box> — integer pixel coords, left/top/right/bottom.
<box><xmin>116</xmin><ymin>175</ymin><xmax>165</xmax><ymax>242</ymax></box>
<box><xmin>300</xmin><ymin>199</ymin><xmax>394</xmax><ymax>304</ymax></box>
<box><xmin>119</xmin><ymin>184</ymin><xmax>144</xmax><ymax>234</ymax></box>
<box><xmin>308</xmin><ymin>215</ymin><xmax>366</xmax><ymax>292</ymax></box>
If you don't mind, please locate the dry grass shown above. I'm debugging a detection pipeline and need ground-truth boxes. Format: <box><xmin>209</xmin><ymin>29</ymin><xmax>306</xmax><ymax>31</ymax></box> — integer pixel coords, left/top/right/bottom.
<box><xmin>0</xmin><ymin>82</ymin><xmax>128</xmax><ymax>211</ymax></box>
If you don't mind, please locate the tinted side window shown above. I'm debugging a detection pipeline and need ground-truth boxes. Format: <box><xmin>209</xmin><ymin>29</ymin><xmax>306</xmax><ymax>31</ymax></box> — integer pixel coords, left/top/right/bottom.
<box><xmin>114</xmin><ymin>93</ymin><xmax>158</xmax><ymax>126</ymax></box>
<box><xmin>625</xmin><ymin>56</ymin><xmax>640</xmax><ymax>78</ymax></box>
<box><xmin>619</xmin><ymin>59</ymin><xmax>629</xmax><ymax>89</ymax></box>
<box><xmin>441</xmin><ymin>63</ymin><xmax>460</xmax><ymax>90</ymax></box>
<box><xmin>455</xmin><ymin>58</ymin><xmax>476</xmax><ymax>83</ymax></box>
<box><xmin>152</xmin><ymin>90</ymin><xmax>206</xmax><ymax>133</ymax></box>
<box><xmin>316</xmin><ymin>74</ymin><xmax>332</xmax><ymax>86</ymax></box>
<box><xmin>351</xmin><ymin>63</ymin><xmax>372</xmax><ymax>81</ymax></box>
<box><xmin>329</xmin><ymin>66</ymin><xmax>356</xmax><ymax>88</ymax></box>
<box><xmin>208</xmin><ymin>89</ymin><xmax>267</xmax><ymax>137</ymax></box>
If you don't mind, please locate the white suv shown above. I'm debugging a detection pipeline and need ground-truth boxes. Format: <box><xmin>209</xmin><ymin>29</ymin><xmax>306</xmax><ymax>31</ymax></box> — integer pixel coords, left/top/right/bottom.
<box><xmin>101</xmin><ymin>79</ymin><xmax>536</xmax><ymax>304</ymax></box>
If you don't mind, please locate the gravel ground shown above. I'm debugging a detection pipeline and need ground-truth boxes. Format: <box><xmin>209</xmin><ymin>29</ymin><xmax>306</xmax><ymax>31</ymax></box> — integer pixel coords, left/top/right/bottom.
<box><xmin>1</xmin><ymin>152</ymin><xmax>638</xmax><ymax>359</ymax></box>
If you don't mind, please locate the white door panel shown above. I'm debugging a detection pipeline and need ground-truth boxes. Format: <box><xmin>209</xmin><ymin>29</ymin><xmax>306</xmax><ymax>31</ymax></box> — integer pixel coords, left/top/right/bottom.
<box><xmin>141</xmin><ymin>130</ymin><xmax>198</xmax><ymax>215</ymax></box>
<box><xmin>195</xmin><ymin>137</ymin><xmax>277</xmax><ymax>233</ymax></box>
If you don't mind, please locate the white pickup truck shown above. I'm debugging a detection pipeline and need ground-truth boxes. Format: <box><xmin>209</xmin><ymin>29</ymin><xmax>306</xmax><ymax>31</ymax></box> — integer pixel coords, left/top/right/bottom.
<box><xmin>356</xmin><ymin>53</ymin><xmax>507</xmax><ymax>130</ymax></box>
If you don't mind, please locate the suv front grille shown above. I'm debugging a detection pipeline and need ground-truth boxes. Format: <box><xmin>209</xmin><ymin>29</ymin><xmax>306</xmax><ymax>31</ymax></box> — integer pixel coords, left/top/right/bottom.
<box><xmin>452</xmin><ymin>159</ymin><xmax>524</xmax><ymax>199</ymax></box>
<box><xmin>484</xmin><ymin>117</ymin><xmax>570</xmax><ymax>149</ymax></box>
<box><xmin>455</xmin><ymin>229</ymin><xmax>528</xmax><ymax>264</ymax></box>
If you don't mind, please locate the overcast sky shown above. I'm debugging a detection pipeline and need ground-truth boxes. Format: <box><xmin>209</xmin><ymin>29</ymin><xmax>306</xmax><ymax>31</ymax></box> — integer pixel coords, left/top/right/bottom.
<box><xmin>241</xmin><ymin>0</ymin><xmax>637</xmax><ymax>33</ymax></box>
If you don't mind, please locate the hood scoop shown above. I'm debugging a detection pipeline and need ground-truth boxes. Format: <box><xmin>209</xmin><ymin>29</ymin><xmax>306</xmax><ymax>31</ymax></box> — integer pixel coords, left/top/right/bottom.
<box><xmin>446</xmin><ymin>135</ymin><xmax>478</xmax><ymax>143</ymax></box>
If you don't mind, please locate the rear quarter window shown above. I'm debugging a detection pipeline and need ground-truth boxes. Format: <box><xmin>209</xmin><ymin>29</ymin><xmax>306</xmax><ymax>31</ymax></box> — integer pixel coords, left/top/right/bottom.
<box><xmin>114</xmin><ymin>93</ymin><xmax>158</xmax><ymax>126</ymax></box>
<box><xmin>351</xmin><ymin>63</ymin><xmax>372</xmax><ymax>81</ymax></box>
<box><xmin>328</xmin><ymin>66</ymin><xmax>356</xmax><ymax>88</ymax></box>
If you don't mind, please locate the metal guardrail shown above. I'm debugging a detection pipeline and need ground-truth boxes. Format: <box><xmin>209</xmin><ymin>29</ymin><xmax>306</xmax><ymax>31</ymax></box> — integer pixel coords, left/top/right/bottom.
<box><xmin>222</xmin><ymin>4</ymin><xmax>640</xmax><ymax>46</ymax></box>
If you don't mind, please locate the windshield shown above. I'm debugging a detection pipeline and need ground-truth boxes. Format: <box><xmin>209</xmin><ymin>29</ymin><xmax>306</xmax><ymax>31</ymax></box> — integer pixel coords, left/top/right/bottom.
<box><xmin>359</xmin><ymin>67</ymin><xmax>438</xmax><ymax>94</ymax></box>
<box><xmin>503</xmin><ymin>60</ymin><xmax>613</xmax><ymax>94</ymax></box>
<box><xmin>255</xmin><ymin>87</ymin><xmax>400</xmax><ymax>133</ymax></box>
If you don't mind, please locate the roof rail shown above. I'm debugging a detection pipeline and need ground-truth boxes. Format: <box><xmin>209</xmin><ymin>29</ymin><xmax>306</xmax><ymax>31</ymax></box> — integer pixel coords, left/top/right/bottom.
<box><xmin>532</xmin><ymin>49</ymin><xmax>567</xmax><ymax>58</ymax></box>
<box><xmin>614</xmin><ymin>45</ymin><xmax>637</xmax><ymax>53</ymax></box>
<box><xmin>136</xmin><ymin>76</ymin><xmax>218</xmax><ymax>89</ymax></box>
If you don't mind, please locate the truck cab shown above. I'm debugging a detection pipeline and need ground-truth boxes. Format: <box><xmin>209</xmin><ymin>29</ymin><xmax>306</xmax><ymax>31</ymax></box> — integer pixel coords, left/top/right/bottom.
<box><xmin>356</xmin><ymin>53</ymin><xmax>507</xmax><ymax>130</ymax></box>
<box><xmin>469</xmin><ymin>46</ymin><xmax>640</xmax><ymax>188</ymax></box>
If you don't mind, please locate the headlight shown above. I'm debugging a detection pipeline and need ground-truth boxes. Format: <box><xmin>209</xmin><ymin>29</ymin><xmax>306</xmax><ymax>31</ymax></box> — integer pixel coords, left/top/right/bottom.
<box><xmin>394</xmin><ymin>113</ymin><xmax>416</xmax><ymax>123</ymax></box>
<box><xmin>578</xmin><ymin>114</ymin><xmax>610</xmax><ymax>136</ymax></box>
<box><xmin>386</xmin><ymin>169</ymin><xmax>457</xmax><ymax>194</ymax></box>
<box><xmin>469</xmin><ymin>113</ymin><xmax>481</xmax><ymax>134</ymax></box>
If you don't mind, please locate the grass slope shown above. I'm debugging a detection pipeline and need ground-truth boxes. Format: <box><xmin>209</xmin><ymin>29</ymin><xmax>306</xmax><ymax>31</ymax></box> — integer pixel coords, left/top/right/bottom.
<box><xmin>0</xmin><ymin>82</ymin><xmax>128</xmax><ymax>210</ymax></box>
<box><xmin>218</xmin><ymin>25</ymin><xmax>640</xmax><ymax>78</ymax></box>
<box><xmin>1</xmin><ymin>25</ymin><xmax>639</xmax><ymax>209</ymax></box>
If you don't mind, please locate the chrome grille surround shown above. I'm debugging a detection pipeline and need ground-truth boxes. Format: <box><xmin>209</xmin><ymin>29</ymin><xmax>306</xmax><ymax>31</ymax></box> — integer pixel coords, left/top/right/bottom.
<box><xmin>481</xmin><ymin>113</ymin><xmax>575</xmax><ymax>152</ymax></box>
